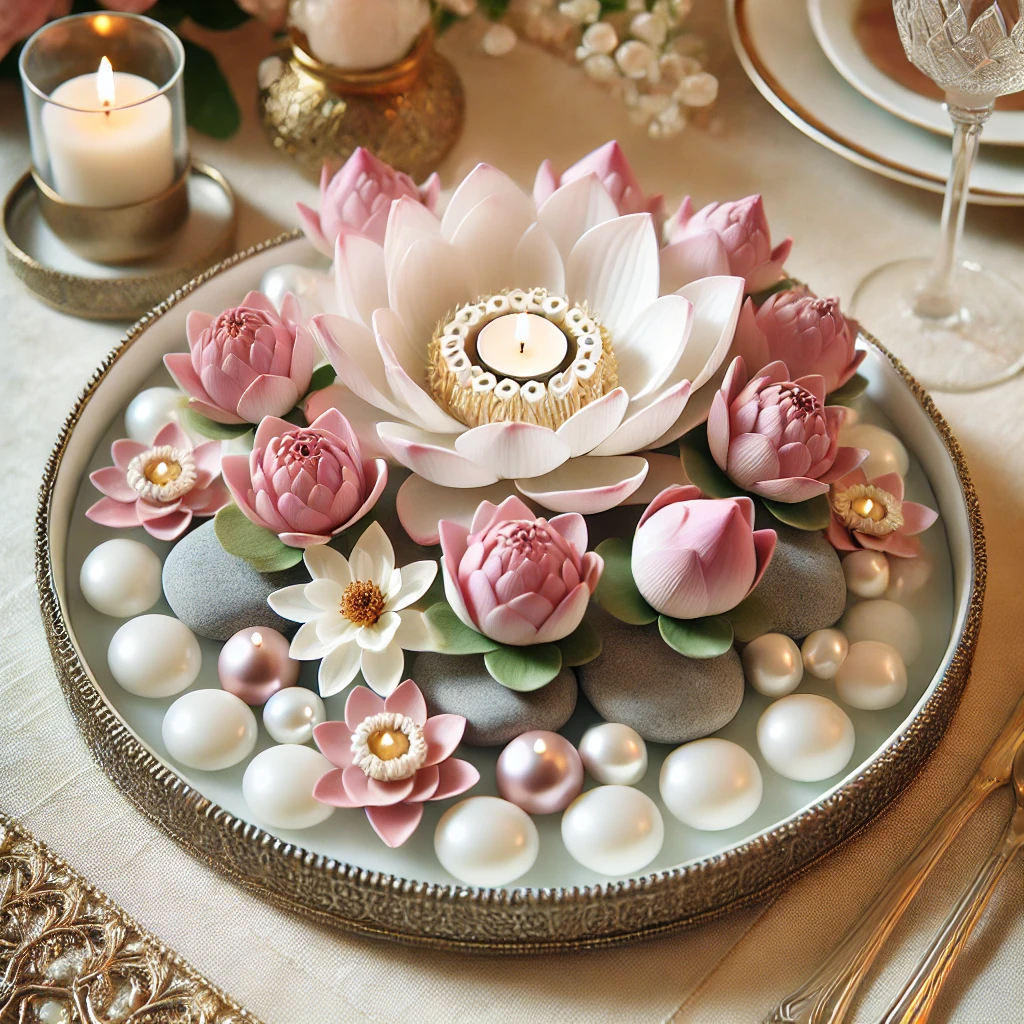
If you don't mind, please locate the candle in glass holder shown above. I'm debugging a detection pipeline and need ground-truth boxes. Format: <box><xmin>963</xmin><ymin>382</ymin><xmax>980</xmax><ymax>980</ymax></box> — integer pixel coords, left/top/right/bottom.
<box><xmin>476</xmin><ymin>312</ymin><xmax>569</xmax><ymax>381</ymax></box>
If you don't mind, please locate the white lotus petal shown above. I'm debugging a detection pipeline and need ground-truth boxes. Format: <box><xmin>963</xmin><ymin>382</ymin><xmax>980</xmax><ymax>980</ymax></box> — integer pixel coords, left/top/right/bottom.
<box><xmin>355</xmin><ymin>611</ymin><xmax>401</xmax><ymax>652</ymax></box>
<box><xmin>516</xmin><ymin>454</ymin><xmax>649</xmax><ymax>514</ymax></box>
<box><xmin>623</xmin><ymin>452</ymin><xmax>692</xmax><ymax>505</ymax></box>
<box><xmin>303</xmin><ymin>383</ymin><xmax>393</xmax><ymax>461</ymax></box>
<box><xmin>388</xmin><ymin>237</ymin><xmax>471</xmax><ymax>346</ymax></box>
<box><xmin>554</xmin><ymin>386</ymin><xmax>628</xmax><ymax>457</ymax></box>
<box><xmin>266</xmin><ymin>584</ymin><xmax>320</xmax><ymax>623</ymax></box>
<box><xmin>536</xmin><ymin>173</ymin><xmax>619</xmax><ymax>264</ymax></box>
<box><xmin>672</xmin><ymin>276</ymin><xmax>744</xmax><ymax>390</ymax></box>
<box><xmin>455</xmin><ymin>421</ymin><xmax>571</xmax><ymax>480</ymax></box>
<box><xmin>513</xmin><ymin>222</ymin><xmax>565</xmax><ymax>294</ymax></box>
<box><xmin>659</xmin><ymin>232</ymin><xmax>730</xmax><ymax>296</ymax></box>
<box><xmin>318</xmin><ymin>641</ymin><xmax>362</xmax><ymax>697</ymax></box>
<box><xmin>566</xmin><ymin>213</ymin><xmax>659</xmax><ymax>338</ymax></box>
<box><xmin>303</xmin><ymin>544</ymin><xmax>352</xmax><ymax>585</ymax></box>
<box><xmin>395</xmin><ymin>474</ymin><xmax>520</xmax><ymax>545</ymax></box>
<box><xmin>590</xmin><ymin>379</ymin><xmax>692</xmax><ymax>456</ymax></box>
<box><xmin>359</xmin><ymin>643</ymin><xmax>405</xmax><ymax>696</ymax></box>
<box><xmin>384</xmin><ymin>196</ymin><xmax>441</xmax><ymax>283</ymax></box>
<box><xmin>393</xmin><ymin>609</ymin><xmax>436</xmax><ymax>652</ymax></box>
<box><xmin>614</xmin><ymin>294</ymin><xmax>693</xmax><ymax>400</ymax></box>
<box><xmin>334</xmin><ymin>233</ymin><xmax>387</xmax><ymax>327</ymax></box>
<box><xmin>350</xmin><ymin>520</ymin><xmax>395</xmax><ymax>591</ymax></box>
<box><xmin>440</xmin><ymin>163</ymin><xmax>534</xmax><ymax>241</ymax></box>
<box><xmin>311</xmin><ymin>314</ymin><xmax>403</xmax><ymax>419</ymax></box>
<box><xmin>377</xmin><ymin>423</ymin><xmax>500</xmax><ymax>487</ymax></box>
<box><xmin>651</xmin><ymin>365</ymin><xmax>724</xmax><ymax>448</ymax></box>
<box><xmin>385</xmin><ymin>561</ymin><xmax>438</xmax><ymax>611</ymax></box>
<box><xmin>450</xmin><ymin>194</ymin><xmax>534</xmax><ymax>298</ymax></box>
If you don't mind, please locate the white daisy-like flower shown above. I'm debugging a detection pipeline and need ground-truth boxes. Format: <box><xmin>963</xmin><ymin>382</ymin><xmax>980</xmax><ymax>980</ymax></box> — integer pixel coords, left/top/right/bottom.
<box><xmin>268</xmin><ymin>521</ymin><xmax>437</xmax><ymax>697</ymax></box>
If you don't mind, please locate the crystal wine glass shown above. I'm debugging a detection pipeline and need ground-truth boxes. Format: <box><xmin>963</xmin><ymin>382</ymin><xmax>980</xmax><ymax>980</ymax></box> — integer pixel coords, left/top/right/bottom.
<box><xmin>851</xmin><ymin>1</ymin><xmax>1024</xmax><ymax>391</ymax></box>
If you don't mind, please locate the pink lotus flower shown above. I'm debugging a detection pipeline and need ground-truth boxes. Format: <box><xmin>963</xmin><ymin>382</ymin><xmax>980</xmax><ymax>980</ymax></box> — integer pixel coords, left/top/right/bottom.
<box><xmin>755</xmin><ymin>287</ymin><xmax>866</xmax><ymax>394</ymax></box>
<box><xmin>86</xmin><ymin>422</ymin><xmax>229</xmax><ymax>541</ymax></box>
<box><xmin>0</xmin><ymin>0</ymin><xmax>70</xmax><ymax>61</ymax></box>
<box><xmin>663</xmin><ymin>194</ymin><xmax>792</xmax><ymax>294</ymax></box>
<box><xmin>312</xmin><ymin>680</ymin><xmax>479</xmax><ymax>847</ymax></box>
<box><xmin>297</xmin><ymin>148</ymin><xmax>440</xmax><ymax>255</ymax></box>
<box><xmin>827</xmin><ymin>469</ymin><xmax>938</xmax><ymax>559</ymax></box>
<box><xmin>164</xmin><ymin>291</ymin><xmax>314</xmax><ymax>426</ymax></box>
<box><xmin>534</xmin><ymin>141</ymin><xmax>665</xmax><ymax>228</ymax></box>
<box><xmin>221</xmin><ymin>408</ymin><xmax>387</xmax><ymax>548</ymax></box>
<box><xmin>708</xmin><ymin>358</ymin><xmax>867</xmax><ymax>503</ymax></box>
<box><xmin>439</xmin><ymin>496</ymin><xmax>603</xmax><ymax>647</ymax></box>
<box><xmin>631</xmin><ymin>485</ymin><xmax>776</xmax><ymax>619</ymax></box>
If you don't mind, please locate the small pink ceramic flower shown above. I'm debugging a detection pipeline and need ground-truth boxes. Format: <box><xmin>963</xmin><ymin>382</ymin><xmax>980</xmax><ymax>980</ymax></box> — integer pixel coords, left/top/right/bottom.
<box><xmin>755</xmin><ymin>287</ymin><xmax>865</xmax><ymax>394</ymax></box>
<box><xmin>312</xmin><ymin>680</ymin><xmax>479</xmax><ymax>847</ymax></box>
<box><xmin>297</xmin><ymin>148</ymin><xmax>440</xmax><ymax>255</ymax></box>
<box><xmin>664</xmin><ymin>194</ymin><xmax>792</xmax><ymax>293</ymax></box>
<box><xmin>164</xmin><ymin>291</ymin><xmax>314</xmax><ymax>426</ymax></box>
<box><xmin>86</xmin><ymin>422</ymin><xmax>228</xmax><ymax>541</ymax></box>
<box><xmin>827</xmin><ymin>470</ymin><xmax>938</xmax><ymax>559</ymax></box>
<box><xmin>631</xmin><ymin>486</ymin><xmax>776</xmax><ymax>618</ymax></box>
<box><xmin>533</xmin><ymin>141</ymin><xmax>665</xmax><ymax>227</ymax></box>
<box><xmin>439</xmin><ymin>496</ymin><xmax>603</xmax><ymax>647</ymax></box>
<box><xmin>708</xmin><ymin>358</ymin><xmax>867</xmax><ymax>503</ymax></box>
<box><xmin>221</xmin><ymin>408</ymin><xmax>387</xmax><ymax>548</ymax></box>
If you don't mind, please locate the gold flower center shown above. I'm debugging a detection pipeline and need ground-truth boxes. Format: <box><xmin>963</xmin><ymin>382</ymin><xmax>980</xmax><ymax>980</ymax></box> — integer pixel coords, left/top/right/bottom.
<box><xmin>832</xmin><ymin>483</ymin><xmax>904</xmax><ymax>537</ymax></box>
<box><xmin>144</xmin><ymin>458</ymin><xmax>182</xmax><ymax>486</ymax></box>
<box><xmin>367</xmin><ymin>728</ymin><xmax>411</xmax><ymax>761</ymax></box>
<box><xmin>341</xmin><ymin>580</ymin><xmax>385</xmax><ymax>626</ymax></box>
<box><xmin>850</xmin><ymin>495</ymin><xmax>886</xmax><ymax>522</ymax></box>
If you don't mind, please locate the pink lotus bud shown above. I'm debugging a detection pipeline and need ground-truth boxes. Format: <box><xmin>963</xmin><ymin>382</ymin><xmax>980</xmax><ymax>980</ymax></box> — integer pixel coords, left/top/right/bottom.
<box><xmin>755</xmin><ymin>287</ymin><xmax>865</xmax><ymax>393</ymax></box>
<box><xmin>297</xmin><ymin>148</ymin><xmax>440</xmax><ymax>254</ymax></box>
<box><xmin>631</xmin><ymin>485</ymin><xmax>776</xmax><ymax>618</ymax></box>
<box><xmin>439</xmin><ymin>496</ymin><xmax>604</xmax><ymax>646</ymax></box>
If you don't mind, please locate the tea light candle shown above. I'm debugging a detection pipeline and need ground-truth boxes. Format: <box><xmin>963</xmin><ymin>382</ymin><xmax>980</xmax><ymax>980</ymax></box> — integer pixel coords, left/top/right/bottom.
<box><xmin>43</xmin><ymin>56</ymin><xmax>175</xmax><ymax>207</ymax></box>
<box><xmin>476</xmin><ymin>312</ymin><xmax>568</xmax><ymax>381</ymax></box>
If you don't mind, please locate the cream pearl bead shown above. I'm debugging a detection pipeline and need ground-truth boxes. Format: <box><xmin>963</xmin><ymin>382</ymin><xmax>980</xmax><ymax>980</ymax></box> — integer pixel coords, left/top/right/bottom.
<box><xmin>124</xmin><ymin>387</ymin><xmax>190</xmax><ymax>445</ymax></box>
<box><xmin>578</xmin><ymin>723</ymin><xmax>648</xmax><ymax>785</ymax></box>
<box><xmin>835</xmin><ymin>641</ymin><xmax>907</xmax><ymax>710</ymax></box>
<box><xmin>561</xmin><ymin>786</ymin><xmax>664</xmax><ymax>876</ymax></box>
<box><xmin>757</xmin><ymin>694</ymin><xmax>856</xmax><ymax>782</ymax></box>
<box><xmin>801</xmin><ymin>629</ymin><xmax>849</xmax><ymax>681</ymax></box>
<box><xmin>842</xmin><ymin>550</ymin><xmax>890</xmax><ymax>599</ymax></box>
<box><xmin>107</xmin><ymin>614</ymin><xmax>201</xmax><ymax>697</ymax></box>
<box><xmin>262</xmin><ymin>687</ymin><xmax>326</xmax><ymax>745</ymax></box>
<box><xmin>841</xmin><ymin>599</ymin><xmax>922</xmax><ymax>665</ymax></box>
<box><xmin>434</xmin><ymin>797</ymin><xmax>539</xmax><ymax>886</ymax></box>
<box><xmin>242</xmin><ymin>745</ymin><xmax>334</xmax><ymax>830</ymax></box>
<box><xmin>742</xmin><ymin>633</ymin><xmax>803</xmax><ymax>697</ymax></box>
<box><xmin>80</xmin><ymin>539</ymin><xmax>162</xmax><ymax>618</ymax></box>
<box><xmin>659</xmin><ymin>738</ymin><xmax>763</xmax><ymax>831</ymax></box>
<box><xmin>162</xmin><ymin>689</ymin><xmax>257</xmax><ymax>770</ymax></box>
<box><xmin>839</xmin><ymin>424</ymin><xmax>910</xmax><ymax>479</ymax></box>
<box><xmin>886</xmin><ymin>552</ymin><xmax>934</xmax><ymax>602</ymax></box>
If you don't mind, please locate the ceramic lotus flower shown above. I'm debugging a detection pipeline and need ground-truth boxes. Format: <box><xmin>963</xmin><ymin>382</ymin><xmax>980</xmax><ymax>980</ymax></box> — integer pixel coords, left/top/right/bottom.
<box><xmin>708</xmin><ymin>358</ymin><xmax>867</xmax><ymax>503</ymax></box>
<box><xmin>297</xmin><ymin>148</ymin><xmax>440</xmax><ymax>255</ymax></box>
<box><xmin>754</xmin><ymin>287</ymin><xmax>865</xmax><ymax>394</ymax></box>
<box><xmin>86</xmin><ymin>422</ymin><xmax>229</xmax><ymax>541</ymax></box>
<box><xmin>164</xmin><ymin>291</ymin><xmax>314</xmax><ymax>426</ymax></box>
<box><xmin>221</xmin><ymin>408</ymin><xmax>387</xmax><ymax>547</ymax></box>
<box><xmin>439</xmin><ymin>496</ymin><xmax>603</xmax><ymax>646</ymax></box>
<box><xmin>313</xmin><ymin>680</ymin><xmax>479</xmax><ymax>847</ymax></box>
<box><xmin>827</xmin><ymin>469</ymin><xmax>938</xmax><ymax>559</ymax></box>
<box><xmin>662</xmin><ymin>194</ymin><xmax>792</xmax><ymax>295</ymax></box>
<box><xmin>631</xmin><ymin>485</ymin><xmax>776</xmax><ymax>618</ymax></box>
<box><xmin>310</xmin><ymin>153</ymin><xmax>746</xmax><ymax>543</ymax></box>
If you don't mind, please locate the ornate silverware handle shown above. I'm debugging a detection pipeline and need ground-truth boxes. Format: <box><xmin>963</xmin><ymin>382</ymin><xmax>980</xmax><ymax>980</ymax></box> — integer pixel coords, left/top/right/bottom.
<box><xmin>764</xmin><ymin>694</ymin><xmax>1024</xmax><ymax>1024</ymax></box>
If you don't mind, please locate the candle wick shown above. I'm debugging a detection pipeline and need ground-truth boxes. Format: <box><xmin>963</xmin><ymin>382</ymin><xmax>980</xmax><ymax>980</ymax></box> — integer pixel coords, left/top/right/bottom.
<box><xmin>519</xmin><ymin>342</ymin><xmax>525</xmax><ymax>354</ymax></box>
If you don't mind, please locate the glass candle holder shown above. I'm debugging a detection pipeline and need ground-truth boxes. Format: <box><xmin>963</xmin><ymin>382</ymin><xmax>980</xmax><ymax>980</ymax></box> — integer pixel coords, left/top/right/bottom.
<box><xmin>20</xmin><ymin>12</ymin><xmax>189</xmax><ymax>264</ymax></box>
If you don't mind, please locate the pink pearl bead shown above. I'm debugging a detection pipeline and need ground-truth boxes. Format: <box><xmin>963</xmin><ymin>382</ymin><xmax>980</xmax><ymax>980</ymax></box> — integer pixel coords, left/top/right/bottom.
<box><xmin>218</xmin><ymin>627</ymin><xmax>299</xmax><ymax>706</ymax></box>
<box><xmin>496</xmin><ymin>730</ymin><xmax>584</xmax><ymax>815</ymax></box>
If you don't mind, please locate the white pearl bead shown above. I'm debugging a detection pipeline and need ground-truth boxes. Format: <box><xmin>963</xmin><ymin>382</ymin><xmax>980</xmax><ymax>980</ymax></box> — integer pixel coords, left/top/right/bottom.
<box><xmin>482</xmin><ymin>24</ymin><xmax>517</xmax><ymax>57</ymax></box>
<box><xmin>757</xmin><ymin>694</ymin><xmax>856</xmax><ymax>782</ymax></box>
<box><xmin>582</xmin><ymin>21</ymin><xmax>618</xmax><ymax>55</ymax></box>
<box><xmin>583</xmin><ymin>53</ymin><xmax>619</xmax><ymax>82</ymax></box>
<box><xmin>835</xmin><ymin>641</ymin><xmax>907</xmax><ymax>710</ymax></box>
<box><xmin>578</xmin><ymin>723</ymin><xmax>648</xmax><ymax>785</ymax></box>
<box><xmin>842</xmin><ymin>550</ymin><xmax>890</xmax><ymax>599</ymax></box>
<box><xmin>838</xmin><ymin>424</ymin><xmax>910</xmax><ymax>479</ymax></box>
<box><xmin>801</xmin><ymin>629</ymin><xmax>849</xmax><ymax>680</ymax></box>
<box><xmin>659</xmin><ymin>738</ymin><xmax>763</xmax><ymax>831</ymax></box>
<box><xmin>124</xmin><ymin>387</ymin><xmax>190</xmax><ymax>445</ymax></box>
<box><xmin>434</xmin><ymin>797</ymin><xmax>539</xmax><ymax>886</ymax></box>
<box><xmin>885</xmin><ymin>552</ymin><xmax>934</xmax><ymax>602</ymax></box>
<box><xmin>841</xmin><ymin>599</ymin><xmax>922</xmax><ymax>665</ymax></box>
<box><xmin>162</xmin><ymin>689</ymin><xmax>257</xmax><ymax>770</ymax></box>
<box><xmin>676</xmin><ymin>71</ymin><xmax>719</xmax><ymax>107</ymax></box>
<box><xmin>561</xmin><ymin>786</ymin><xmax>664</xmax><ymax>876</ymax></box>
<box><xmin>242</xmin><ymin>745</ymin><xmax>334</xmax><ymax>830</ymax></box>
<box><xmin>258</xmin><ymin>264</ymin><xmax>330</xmax><ymax>315</ymax></box>
<box><xmin>615</xmin><ymin>39</ymin><xmax>656</xmax><ymax>79</ymax></box>
<box><xmin>742</xmin><ymin>633</ymin><xmax>803</xmax><ymax>697</ymax></box>
<box><xmin>80</xmin><ymin>539</ymin><xmax>163</xmax><ymax>618</ymax></box>
<box><xmin>107</xmin><ymin>614</ymin><xmax>200</xmax><ymax>697</ymax></box>
<box><xmin>630</xmin><ymin>11</ymin><xmax>667</xmax><ymax>47</ymax></box>
<box><xmin>262</xmin><ymin>687</ymin><xmax>326</xmax><ymax>745</ymax></box>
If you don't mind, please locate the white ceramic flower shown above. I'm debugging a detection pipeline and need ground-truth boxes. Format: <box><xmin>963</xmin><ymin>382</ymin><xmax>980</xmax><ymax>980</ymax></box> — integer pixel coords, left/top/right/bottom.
<box><xmin>307</xmin><ymin>162</ymin><xmax>745</xmax><ymax>543</ymax></box>
<box><xmin>268</xmin><ymin>521</ymin><xmax>437</xmax><ymax>697</ymax></box>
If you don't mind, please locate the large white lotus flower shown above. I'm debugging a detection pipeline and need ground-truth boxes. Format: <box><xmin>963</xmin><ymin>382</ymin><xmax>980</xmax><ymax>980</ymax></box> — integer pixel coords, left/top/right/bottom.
<box><xmin>309</xmin><ymin>164</ymin><xmax>744</xmax><ymax>544</ymax></box>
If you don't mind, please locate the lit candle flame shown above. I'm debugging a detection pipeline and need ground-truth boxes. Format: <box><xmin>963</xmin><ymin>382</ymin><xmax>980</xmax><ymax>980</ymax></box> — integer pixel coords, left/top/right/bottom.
<box><xmin>251</xmin><ymin>631</ymin><xmax>264</xmax><ymax>648</ymax></box>
<box><xmin>514</xmin><ymin>311</ymin><xmax>529</xmax><ymax>355</ymax></box>
<box><xmin>97</xmin><ymin>56</ymin><xmax>115</xmax><ymax>110</ymax></box>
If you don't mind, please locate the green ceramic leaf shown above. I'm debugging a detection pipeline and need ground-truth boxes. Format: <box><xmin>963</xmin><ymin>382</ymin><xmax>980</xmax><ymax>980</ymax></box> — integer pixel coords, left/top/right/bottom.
<box><xmin>658</xmin><ymin>614</ymin><xmax>734</xmax><ymax>659</ymax></box>
<box><xmin>181</xmin><ymin>407</ymin><xmax>252</xmax><ymax>440</ymax></box>
<box><xmin>827</xmin><ymin>373</ymin><xmax>869</xmax><ymax>406</ymax></box>
<box><xmin>181</xmin><ymin>39</ymin><xmax>241</xmax><ymax>139</ymax></box>
<box><xmin>762</xmin><ymin>494</ymin><xmax>831</xmax><ymax>531</ymax></box>
<box><xmin>306</xmin><ymin>363</ymin><xmax>338</xmax><ymax>398</ymax></box>
<box><xmin>556</xmin><ymin>618</ymin><xmax>602</xmax><ymax>667</ymax></box>
<box><xmin>423</xmin><ymin>603</ymin><xmax>500</xmax><ymax>655</ymax></box>
<box><xmin>678</xmin><ymin>429</ymin><xmax>745</xmax><ymax>499</ymax></box>
<box><xmin>484</xmin><ymin>644</ymin><xmax>563</xmax><ymax>692</ymax></box>
<box><xmin>748</xmin><ymin>277</ymin><xmax>797</xmax><ymax>306</ymax></box>
<box><xmin>593</xmin><ymin>538</ymin><xmax>657</xmax><ymax>625</ymax></box>
<box><xmin>214</xmin><ymin>504</ymin><xmax>304</xmax><ymax>572</ymax></box>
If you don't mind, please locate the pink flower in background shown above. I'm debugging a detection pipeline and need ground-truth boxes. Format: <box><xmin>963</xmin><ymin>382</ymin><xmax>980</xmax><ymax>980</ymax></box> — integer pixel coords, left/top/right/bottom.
<box><xmin>708</xmin><ymin>358</ymin><xmax>867</xmax><ymax>503</ymax></box>
<box><xmin>235</xmin><ymin>0</ymin><xmax>290</xmax><ymax>29</ymax></box>
<box><xmin>755</xmin><ymin>287</ymin><xmax>865</xmax><ymax>393</ymax></box>
<box><xmin>164</xmin><ymin>290</ymin><xmax>314</xmax><ymax>425</ymax></box>
<box><xmin>297</xmin><ymin>148</ymin><xmax>440</xmax><ymax>255</ymax></box>
<box><xmin>221</xmin><ymin>408</ymin><xmax>387</xmax><ymax>548</ymax></box>
<box><xmin>0</xmin><ymin>0</ymin><xmax>70</xmax><ymax>61</ymax></box>
<box><xmin>439</xmin><ymin>496</ymin><xmax>603</xmax><ymax>647</ymax></box>
<box><xmin>313</xmin><ymin>680</ymin><xmax>479</xmax><ymax>847</ymax></box>
<box><xmin>98</xmin><ymin>1</ymin><xmax>159</xmax><ymax>12</ymax></box>
<box><xmin>631</xmin><ymin>485</ymin><xmax>776</xmax><ymax>619</ymax></box>
<box><xmin>86</xmin><ymin>422</ymin><xmax>228</xmax><ymax>541</ymax></box>
<box><xmin>827</xmin><ymin>470</ymin><xmax>938</xmax><ymax>559</ymax></box>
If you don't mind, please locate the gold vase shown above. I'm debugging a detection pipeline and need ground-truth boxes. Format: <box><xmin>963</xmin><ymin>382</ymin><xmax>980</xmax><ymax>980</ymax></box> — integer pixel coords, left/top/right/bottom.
<box><xmin>258</xmin><ymin>29</ymin><xmax>464</xmax><ymax>182</ymax></box>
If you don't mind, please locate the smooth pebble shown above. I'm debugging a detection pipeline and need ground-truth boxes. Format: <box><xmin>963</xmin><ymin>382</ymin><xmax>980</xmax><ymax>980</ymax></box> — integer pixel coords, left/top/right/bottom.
<box><xmin>80</xmin><ymin>539</ymin><xmax>162</xmax><ymax>618</ymax></box>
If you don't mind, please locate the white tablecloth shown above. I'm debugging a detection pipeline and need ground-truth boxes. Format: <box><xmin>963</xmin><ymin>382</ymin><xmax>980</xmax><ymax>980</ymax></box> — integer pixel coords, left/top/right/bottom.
<box><xmin>2</xmin><ymin>10</ymin><xmax>1024</xmax><ymax>1023</ymax></box>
